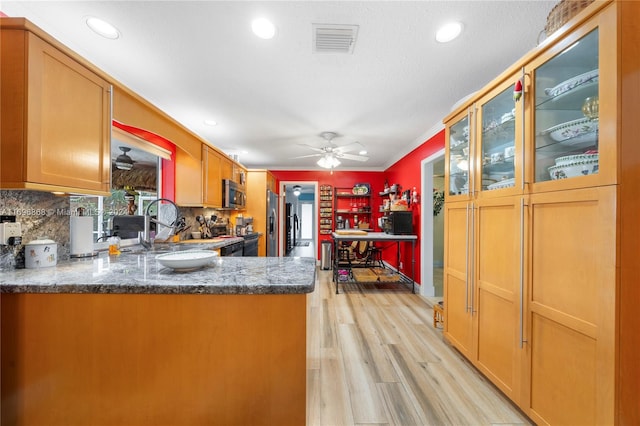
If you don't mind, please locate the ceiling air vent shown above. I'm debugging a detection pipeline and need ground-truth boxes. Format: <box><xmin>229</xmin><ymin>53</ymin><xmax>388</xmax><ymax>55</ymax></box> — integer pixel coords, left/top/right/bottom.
<box><xmin>312</xmin><ymin>23</ymin><xmax>359</xmax><ymax>54</ymax></box>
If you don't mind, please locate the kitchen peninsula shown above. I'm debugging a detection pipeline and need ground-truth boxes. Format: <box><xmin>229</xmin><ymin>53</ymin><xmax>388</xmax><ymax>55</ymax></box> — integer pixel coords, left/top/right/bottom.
<box><xmin>0</xmin><ymin>252</ymin><xmax>315</xmax><ymax>426</ymax></box>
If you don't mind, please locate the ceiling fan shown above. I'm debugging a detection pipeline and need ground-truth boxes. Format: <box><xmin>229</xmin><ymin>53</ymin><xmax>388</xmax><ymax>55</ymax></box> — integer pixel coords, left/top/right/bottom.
<box><xmin>294</xmin><ymin>132</ymin><xmax>368</xmax><ymax>169</ymax></box>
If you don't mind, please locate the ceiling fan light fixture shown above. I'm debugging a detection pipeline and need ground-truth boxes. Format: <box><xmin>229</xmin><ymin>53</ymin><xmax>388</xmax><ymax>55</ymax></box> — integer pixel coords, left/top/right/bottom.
<box><xmin>115</xmin><ymin>146</ymin><xmax>134</xmax><ymax>170</ymax></box>
<box><xmin>317</xmin><ymin>154</ymin><xmax>340</xmax><ymax>169</ymax></box>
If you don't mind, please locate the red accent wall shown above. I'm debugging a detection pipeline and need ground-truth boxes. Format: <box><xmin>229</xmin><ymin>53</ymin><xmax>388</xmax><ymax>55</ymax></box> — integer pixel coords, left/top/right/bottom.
<box><xmin>271</xmin><ymin>129</ymin><xmax>445</xmax><ymax>287</ymax></box>
<box><xmin>270</xmin><ymin>170</ymin><xmax>386</xmax><ymax>252</ymax></box>
<box><xmin>383</xmin><ymin>130</ymin><xmax>445</xmax><ymax>282</ymax></box>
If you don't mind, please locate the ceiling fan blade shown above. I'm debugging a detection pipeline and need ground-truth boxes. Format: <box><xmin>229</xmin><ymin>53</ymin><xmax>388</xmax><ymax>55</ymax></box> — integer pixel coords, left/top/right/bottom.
<box><xmin>334</xmin><ymin>142</ymin><xmax>363</xmax><ymax>154</ymax></box>
<box><xmin>339</xmin><ymin>153</ymin><xmax>369</xmax><ymax>162</ymax></box>
<box><xmin>297</xmin><ymin>143</ymin><xmax>326</xmax><ymax>153</ymax></box>
<box><xmin>291</xmin><ymin>153</ymin><xmax>323</xmax><ymax>159</ymax></box>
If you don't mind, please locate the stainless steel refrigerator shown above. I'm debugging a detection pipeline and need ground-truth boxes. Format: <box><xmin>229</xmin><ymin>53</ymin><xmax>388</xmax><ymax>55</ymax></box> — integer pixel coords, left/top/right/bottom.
<box><xmin>266</xmin><ymin>189</ymin><xmax>278</xmax><ymax>257</ymax></box>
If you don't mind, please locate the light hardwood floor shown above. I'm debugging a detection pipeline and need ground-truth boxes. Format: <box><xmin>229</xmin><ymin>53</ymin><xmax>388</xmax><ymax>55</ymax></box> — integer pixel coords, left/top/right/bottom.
<box><xmin>307</xmin><ymin>268</ymin><xmax>531</xmax><ymax>426</ymax></box>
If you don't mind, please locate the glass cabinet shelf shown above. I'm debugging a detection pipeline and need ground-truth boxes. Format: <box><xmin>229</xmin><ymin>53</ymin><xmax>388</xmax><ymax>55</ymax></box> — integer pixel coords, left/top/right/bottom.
<box><xmin>534</xmin><ymin>28</ymin><xmax>599</xmax><ymax>183</ymax></box>
<box><xmin>448</xmin><ymin>115</ymin><xmax>470</xmax><ymax>196</ymax></box>
<box><xmin>479</xmin><ymin>82</ymin><xmax>516</xmax><ymax>191</ymax></box>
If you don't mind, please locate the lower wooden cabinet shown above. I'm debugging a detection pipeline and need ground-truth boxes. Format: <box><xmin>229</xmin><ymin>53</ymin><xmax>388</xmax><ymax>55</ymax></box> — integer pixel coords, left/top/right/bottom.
<box><xmin>474</xmin><ymin>196</ymin><xmax>523</xmax><ymax>405</ymax></box>
<box><xmin>444</xmin><ymin>197</ymin><xmax>523</xmax><ymax>405</ymax></box>
<box><xmin>524</xmin><ymin>186</ymin><xmax>615</xmax><ymax>425</ymax></box>
<box><xmin>443</xmin><ymin>201</ymin><xmax>474</xmax><ymax>359</ymax></box>
<box><xmin>444</xmin><ymin>186</ymin><xmax>616</xmax><ymax>424</ymax></box>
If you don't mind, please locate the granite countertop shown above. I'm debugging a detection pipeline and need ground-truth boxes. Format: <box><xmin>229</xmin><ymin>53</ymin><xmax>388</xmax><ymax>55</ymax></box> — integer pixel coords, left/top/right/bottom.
<box><xmin>0</xmin><ymin>248</ymin><xmax>316</xmax><ymax>295</ymax></box>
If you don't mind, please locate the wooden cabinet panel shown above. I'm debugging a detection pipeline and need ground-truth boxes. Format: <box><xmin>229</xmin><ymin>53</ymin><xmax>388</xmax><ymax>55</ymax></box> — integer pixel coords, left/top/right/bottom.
<box><xmin>443</xmin><ymin>201</ymin><xmax>474</xmax><ymax>358</ymax></box>
<box><xmin>474</xmin><ymin>197</ymin><xmax>522</xmax><ymax>403</ymax></box>
<box><xmin>203</xmin><ymin>145</ymin><xmax>222</xmax><ymax>207</ymax></box>
<box><xmin>175</xmin><ymin>148</ymin><xmax>202</xmax><ymax>206</ymax></box>
<box><xmin>246</xmin><ymin>169</ymin><xmax>275</xmax><ymax>256</ymax></box>
<box><xmin>220</xmin><ymin>156</ymin><xmax>233</xmax><ymax>182</ymax></box>
<box><xmin>529</xmin><ymin>313</ymin><xmax>597</xmax><ymax>425</ymax></box>
<box><xmin>525</xmin><ymin>186</ymin><xmax>615</xmax><ymax>425</ymax></box>
<box><xmin>1</xmin><ymin>293</ymin><xmax>306</xmax><ymax>425</ymax></box>
<box><xmin>1</xmin><ymin>29</ymin><xmax>110</xmax><ymax>195</ymax></box>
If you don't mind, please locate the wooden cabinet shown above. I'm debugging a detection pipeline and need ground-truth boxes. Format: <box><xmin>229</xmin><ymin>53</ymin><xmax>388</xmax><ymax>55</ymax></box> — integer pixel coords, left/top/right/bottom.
<box><xmin>203</xmin><ymin>145</ymin><xmax>223</xmax><ymax>207</ymax></box>
<box><xmin>232</xmin><ymin>163</ymin><xmax>247</xmax><ymax>187</ymax></box>
<box><xmin>1</xmin><ymin>24</ymin><xmax>111</xmax><ymax>195</ymax></box>
<box><xmin>443</xmin><ymin>1</ymin><xmax>639</xmax><ymax>424</ymax></box>
<box><xmin>175</xmin><ymin>148</ymin><xmax>203</xmax><ymax>206</ymax></box>
<box><xmin>245</xmin><ymin>169</ymin><xmax>276</xmax><ymax>256</ymax></box>
<box><xmin>176</xmin><ymin>144</ymin><xmax>246</xmax><ymax>208</ymax></box>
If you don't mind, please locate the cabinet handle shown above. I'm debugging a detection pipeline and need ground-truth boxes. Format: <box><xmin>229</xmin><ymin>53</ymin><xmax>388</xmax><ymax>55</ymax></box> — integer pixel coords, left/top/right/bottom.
<box><xmin>465</xmin><ymin>203</ymin><xmax>470</xmax><ymax>313</ymax></box>
<box><xmin>471</xmin><ymin>203</ymin><xmax>476</xmax><ymax>314</ymax></box>
<box><xmin>519</xmin><ymin>67</ymin><xmax>530</xmax><ymax>191</ymax></box>
<box><xmin>519</xmin><ymin>198</ymin><xmax>527</xmax><ymax>348</ymax></box>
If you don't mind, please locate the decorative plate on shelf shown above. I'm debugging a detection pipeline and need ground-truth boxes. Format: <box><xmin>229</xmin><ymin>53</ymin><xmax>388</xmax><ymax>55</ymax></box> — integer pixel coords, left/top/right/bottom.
<box><xmin>352</xmin><ymin>183</ymin><xmax>370</xmax><ymax>195</ymax></box>
<box><xmin>544</xmin><ymin>69</ymin><xmax>599</xmax><ymax>98</ymax></box>
<box><xmin>548</xmin><ymin>160</ymin><xmax>599</xmax><ymax>180</ymax></box>
<box><xmin>486</xmin><ymin>178</ymin><xmax>515</xmax><ymax>190</ymax></box>
<box><xmin>554</xmin><ymin>153</ymin><xmax>599</xmax><ymax>166</ymax></box>
<box><xmin>543</xmin><ymin>117</ymin><xmax>598</xmax><ymax>146</ymax></box>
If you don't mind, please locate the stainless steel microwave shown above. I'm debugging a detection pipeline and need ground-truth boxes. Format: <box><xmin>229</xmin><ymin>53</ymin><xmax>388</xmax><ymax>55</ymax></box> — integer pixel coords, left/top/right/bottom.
<box><xmin>223</xmin><ymin>179</ymin><xmax>246</xmax><ymax>209</ymax></box>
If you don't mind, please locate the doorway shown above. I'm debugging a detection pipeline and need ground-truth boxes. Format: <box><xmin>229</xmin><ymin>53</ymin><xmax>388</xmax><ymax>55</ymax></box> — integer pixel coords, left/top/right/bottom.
<box><xmin>279</xmin><ymin>181</ymin><xmax>318</xmax><ymax>259</ymax></box>
<box><xmin>420</xmin><ymin>148</ymin><xmax>445</xmax><ymax>298</ymax></box>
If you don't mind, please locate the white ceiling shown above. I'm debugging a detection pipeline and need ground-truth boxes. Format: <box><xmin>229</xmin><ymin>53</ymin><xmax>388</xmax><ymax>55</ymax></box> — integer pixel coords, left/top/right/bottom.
<box><xmin>2</xmin><ymin>1</ymin><xmax>556</xmax><ymax>171</ymax></box>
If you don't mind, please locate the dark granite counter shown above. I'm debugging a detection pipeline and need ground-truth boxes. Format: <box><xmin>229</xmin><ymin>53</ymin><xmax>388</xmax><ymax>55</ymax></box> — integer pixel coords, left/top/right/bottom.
<box><xmin>0</xmin><ymin>249</ymin><xmax>316</xmax><ymax>295</ymax></box>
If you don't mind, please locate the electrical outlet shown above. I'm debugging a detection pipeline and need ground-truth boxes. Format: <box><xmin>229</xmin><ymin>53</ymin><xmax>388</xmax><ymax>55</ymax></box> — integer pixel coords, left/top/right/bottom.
<box><xmin>399</xmin><ymin>261</ymin><xmax>403</xmax><ymax>269</ymax></box>
<box><xmin>0</xmin><ymin>222</ymin><xmax>22</xmax><ymax>245</ymax></box>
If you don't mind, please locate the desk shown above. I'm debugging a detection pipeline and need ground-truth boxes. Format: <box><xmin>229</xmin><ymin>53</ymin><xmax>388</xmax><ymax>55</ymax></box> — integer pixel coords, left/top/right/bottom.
<box><xmin>331</xmin><ymin>232</ymin><xmax>418</xmax><ymax>294</ymax></box>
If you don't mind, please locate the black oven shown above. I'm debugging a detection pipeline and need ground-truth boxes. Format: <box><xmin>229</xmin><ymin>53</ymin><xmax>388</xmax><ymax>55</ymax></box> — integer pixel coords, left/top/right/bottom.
<box><xmin>220</xmin><ymin>241</ymin><xmax>244</xmax><ymax>257</ymax></box>
<box><xmin>242</xmin><ymin>233</ymin><xmax>259</xmax><ymax>256</ymax></box>
<box><xmin>222</xmin><ymin>179</ymin><xmax>246</xmax><ymax>209</ymax></box>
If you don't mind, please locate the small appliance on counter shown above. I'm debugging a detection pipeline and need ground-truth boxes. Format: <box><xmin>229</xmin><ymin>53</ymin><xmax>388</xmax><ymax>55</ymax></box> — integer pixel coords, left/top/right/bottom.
<box><xmin>109</xmin><ymin>215</ymin><xmax>146</xmax><ymax>239</ymax></box>
<box><xmin>235</xmin><ymin>216</ymin><xmax>253</xmax><ymax>236</ymax></box>
<box><xmin>383</xmin><ymin>211</ymin><xmax>413</xmax><ymax>235</ymax></box>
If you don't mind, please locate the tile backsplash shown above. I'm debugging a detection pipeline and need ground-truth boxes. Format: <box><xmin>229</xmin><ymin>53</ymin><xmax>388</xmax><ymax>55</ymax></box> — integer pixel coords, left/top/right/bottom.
<box><xmin>1</xmin><ymin>190</ymin><xmax>71</xmax><ymax>269</ymax></box>
<box><xmin>0</xmin><ymin>190</ymin><xmax>233</xmax><ymax>269</ymax></box>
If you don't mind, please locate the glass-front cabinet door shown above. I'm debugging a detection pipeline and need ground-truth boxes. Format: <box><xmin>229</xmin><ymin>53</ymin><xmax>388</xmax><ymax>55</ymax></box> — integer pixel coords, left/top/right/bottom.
<box><xmin>531</xmin><ymin>28</ymin><xmax>602</xmax><ymax>187</ymax></box>
<box><xmin>445</xmin><ymin>109</ymin><xmax>472</xmax><ymax>199</ymax></box>
<box><xmin>475</xmin><ymin>76</ymin><xmax>522</xmax><ymax>196</ymax></box>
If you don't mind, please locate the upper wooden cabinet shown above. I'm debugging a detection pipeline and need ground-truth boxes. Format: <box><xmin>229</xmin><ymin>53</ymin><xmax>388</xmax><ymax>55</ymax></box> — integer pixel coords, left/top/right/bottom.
<box><xmin>175</xmin><ymin>147</ymin><xmax>203</xmax><ymax>207</ymax></box>
<box><xmin>176</xmin><ymin>144</ymin><xmax>247</xmax><ymax>209</ymax></box>
<box><xmin>1</xmin><ymin>24</ymin><xmax>111</xmax><ymax>195</ymax></box>
<box><xmin>203</xmin><ymin>145</ymin><xmax>224</xmax><ymax>208</ymax></box>
<box><xmin>443</xmin><ymin>1</ymin><xmax>640</xmax><ymax>424</ymax></box>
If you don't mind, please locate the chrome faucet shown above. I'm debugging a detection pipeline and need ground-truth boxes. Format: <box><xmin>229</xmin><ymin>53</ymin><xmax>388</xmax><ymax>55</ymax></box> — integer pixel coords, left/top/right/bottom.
<box><xmin>139</xmin><ymin>198</ymin><xmax>180</xmax><ymax>248</ymax></box>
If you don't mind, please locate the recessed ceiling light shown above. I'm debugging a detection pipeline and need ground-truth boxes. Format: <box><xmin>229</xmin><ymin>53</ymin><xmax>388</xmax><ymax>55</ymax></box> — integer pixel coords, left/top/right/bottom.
<box><xmin>241</xmin><ymin>150</ymin><xmax>248</xmax><ymax>154</ymax></box>
<box><xmin>86</xmin><ymin>17</ymin><xmax>120</xmax><ymax>40</ymax></box>
<box><xmin>252</xmin><ymin>18</ymin><xmax>277</xmax><ymax>39</ymax></box>
<box><xmin>359</xmin><ymin>150</ymin><xmax>367</xmax><ymax>155</ymax></box>
<box><xmin>436</xmin><ymin>22</ymin><xmax>463</xmax><ymax>43</ymax></box>
<box><xmin>204</xmin><ymin>119</ymin><xmax>218</xmax><ymax>126</ymax></box>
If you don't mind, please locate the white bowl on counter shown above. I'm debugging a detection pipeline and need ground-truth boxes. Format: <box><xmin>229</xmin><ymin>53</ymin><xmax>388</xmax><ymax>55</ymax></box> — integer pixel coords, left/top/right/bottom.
<box><xmin>156</xmin><ymin>250</ymin><xmax>218</xmax><ymax>271</ymax></box>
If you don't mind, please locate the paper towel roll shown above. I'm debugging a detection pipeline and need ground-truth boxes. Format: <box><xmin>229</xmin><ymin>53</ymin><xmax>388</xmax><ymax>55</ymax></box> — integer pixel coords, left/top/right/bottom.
<box><xmin>70</xmin><ymin>216</ymin><xmax>95</xmax><ymax>257</ymax></box>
